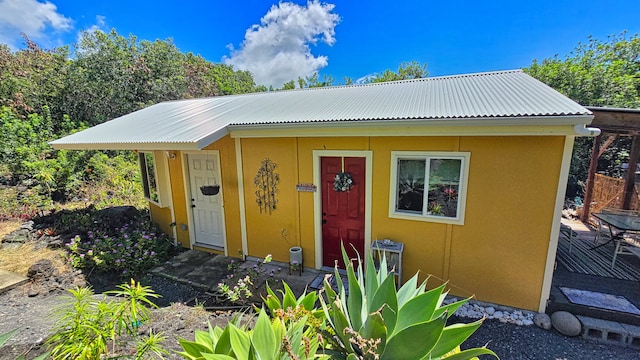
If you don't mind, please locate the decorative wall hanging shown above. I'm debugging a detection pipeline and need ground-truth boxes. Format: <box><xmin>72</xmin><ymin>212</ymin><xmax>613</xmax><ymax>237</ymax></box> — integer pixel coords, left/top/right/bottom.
<box><xmin>333</xmin><ymin>157</ymin><xmax>354</xmax><ymax>192</ymax></box>
<box><xmin>254</xmin><ymin>158</ymin><xmax>279</xmax><ymax>214</ymax></box>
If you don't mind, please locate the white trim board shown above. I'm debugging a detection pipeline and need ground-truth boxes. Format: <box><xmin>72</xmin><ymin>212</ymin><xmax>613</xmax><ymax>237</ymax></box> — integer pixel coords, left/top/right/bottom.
<box><xmin>312</xmin><ymin>150</ymin><xmax>373</xmax><ymax>269</ymax></box>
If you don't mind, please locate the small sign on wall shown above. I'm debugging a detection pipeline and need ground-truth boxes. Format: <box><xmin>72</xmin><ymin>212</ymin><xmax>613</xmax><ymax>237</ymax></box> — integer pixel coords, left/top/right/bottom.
<box><xmin>296</xmin><ymin>183</ymin><xmax>317</xmax><ymax>192</ymax></box>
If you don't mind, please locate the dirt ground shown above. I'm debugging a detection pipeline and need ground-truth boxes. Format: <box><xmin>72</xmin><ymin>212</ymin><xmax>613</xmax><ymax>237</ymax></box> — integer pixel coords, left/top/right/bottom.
<box><xmin>0</xmin><ymin>272</ymin><xmax>246</xmax><ymax>359</ymax></box>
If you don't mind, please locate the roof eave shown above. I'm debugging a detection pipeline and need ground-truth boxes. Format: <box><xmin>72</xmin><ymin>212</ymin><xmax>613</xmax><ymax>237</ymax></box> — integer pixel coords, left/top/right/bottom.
<box><xmin>50</xmin><ymin>128</ymin><xmax>230</xmax><ymax>151</ymax></box>
<box><xmin>49</xmin><ymin>141</ymin><xmax>202</xmax><ymax>151</ymax></box>
<box><xmin>228</xmin><ymin>114</ymin><xmax>595</xmax><ymax>136</ymax></box>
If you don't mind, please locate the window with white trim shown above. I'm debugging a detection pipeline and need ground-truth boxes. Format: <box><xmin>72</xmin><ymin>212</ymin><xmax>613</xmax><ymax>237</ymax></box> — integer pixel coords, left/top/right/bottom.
<box><xmin>389</xmin><ymin>151</ymin><xmax>470</xmax><ymax>224</ymax></box>
<box><xmin>139</xmin><ymin>152</ymin><xmax>160</xmax><ymax>204</ymax></box>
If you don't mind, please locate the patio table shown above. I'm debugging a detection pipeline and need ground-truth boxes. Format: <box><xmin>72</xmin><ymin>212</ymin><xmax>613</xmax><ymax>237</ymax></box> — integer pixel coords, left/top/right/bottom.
<box><xmin>591</xmin><ymin>212</ymin><xmax>640</xmax><ymax>249</ymax></box>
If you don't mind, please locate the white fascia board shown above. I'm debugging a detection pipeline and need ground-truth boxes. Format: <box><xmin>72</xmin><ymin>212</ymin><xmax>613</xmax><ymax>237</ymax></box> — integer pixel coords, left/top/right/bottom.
<box><xmin>49</xmin><ymin>141</ymin><xmax>202</xmax><ymax>151</ymax></box>
<box><xmin>228</xmin><ymin>115</ymin><xmax>595</xmax><ymax>138</ymax></box>
<box><xmin>195</xmin><ymin>129</ymin><xmax>230</xmax><ymax>150</ymax></box>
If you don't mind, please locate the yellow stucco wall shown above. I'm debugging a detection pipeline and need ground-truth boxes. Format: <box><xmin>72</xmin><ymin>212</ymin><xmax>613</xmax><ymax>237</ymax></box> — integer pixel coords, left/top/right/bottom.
<box><xmin>239</xmin><ymin>134</ymin><xmax>565</xmax><ymax>310</ymax></box>
<box><xmin>203</xmin><ymin>136</ymin><xmax>243</xmax><ymax>258</ymax></box>
<box><xmin>240</xmin><ymin>138</ymin><xmax>300</xmax><ymax>263</ymax></box>
<box><xmin>148</xmin><ymin>132</ymin><xmax>566</xmax><ymax>310</ymax></box>
<box><xmin>149</xmin><ymin>135</ymin><xmax>243</xmax><ymax>258</ymax></box>
<box><xmin>149</xmin><ymin>202</ymin><xmax>173</xmax><ymax>236</ymax></box>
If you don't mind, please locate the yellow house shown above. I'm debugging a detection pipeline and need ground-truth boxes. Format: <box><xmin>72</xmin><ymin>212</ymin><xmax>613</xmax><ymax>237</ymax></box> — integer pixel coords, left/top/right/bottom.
<box><xmin>51</xmin><ymin>70</ymin><xmax>599</xmax><ymax>312</ymax></box>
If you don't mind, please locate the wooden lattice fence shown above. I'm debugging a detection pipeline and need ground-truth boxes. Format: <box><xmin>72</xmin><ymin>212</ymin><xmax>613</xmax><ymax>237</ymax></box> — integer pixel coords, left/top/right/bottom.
<box><xmin>589</xmin><ymin>173</ymin><xmax>640</xmax><ymax>214</ymax></box>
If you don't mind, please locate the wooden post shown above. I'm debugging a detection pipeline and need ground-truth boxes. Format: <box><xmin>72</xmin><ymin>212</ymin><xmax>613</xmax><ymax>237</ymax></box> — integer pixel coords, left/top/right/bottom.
<box><xmin>581</xmin><ymin>134</ymin><xmax>602</xmax><ymax>222</ymax></box>
<box><xmin>622</xmin><ymin>135</ymin><xmax>640</xmax><ymax>209</ymax></box>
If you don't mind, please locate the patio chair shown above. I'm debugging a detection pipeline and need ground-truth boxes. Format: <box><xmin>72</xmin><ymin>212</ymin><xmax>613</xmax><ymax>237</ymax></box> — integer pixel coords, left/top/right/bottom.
<box><xmin>560</xmin><ymin>223</ymin><xmax>577</xmax><ymax>254</ymax></box>
<box><xmin>612</xmin><ymin>235</ymin><xmax>640</xmax><ymax>269</ymax></box>
<box><xmin>597</xmin><ymin>208</ymin><xmax>640</xmax><ymax>268</ymax></box>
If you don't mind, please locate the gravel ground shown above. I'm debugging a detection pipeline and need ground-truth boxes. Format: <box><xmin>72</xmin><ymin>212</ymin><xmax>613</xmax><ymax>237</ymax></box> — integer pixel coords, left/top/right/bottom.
<box><xmin>2</xmin><ymin>272</ymin><xmax>640</xmax><ymax>359</ymax></box>
<box><xmin>456</xmin><ymin>315</ymin><xmax>640</xmax><ymax>359</ymax></box>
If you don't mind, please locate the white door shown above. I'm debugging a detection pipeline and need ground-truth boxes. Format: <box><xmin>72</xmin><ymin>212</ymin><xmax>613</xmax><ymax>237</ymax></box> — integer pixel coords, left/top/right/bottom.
<box><xmin>188</xmin><ymin>153</ymin><xmax>224</xmax><ymax>248</ymax></box>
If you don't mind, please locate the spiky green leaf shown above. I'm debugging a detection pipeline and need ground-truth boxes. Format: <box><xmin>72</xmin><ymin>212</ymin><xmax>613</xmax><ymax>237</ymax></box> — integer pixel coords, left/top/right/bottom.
<box><xmin>346</xmin><ymin>258</ymin><xmax>364</xmax><ymax>330</ymax></box>
<box><xmin>430</xmin><ymin>319</ymin><xmax>484</xmax><ymax>358</ymax></box>
<box><xmin>360</xmin><ymin>310</ymin><xmax>387</xmax><ymax>352</ymax></box>
<box><xmin>394</xmin><ymin>283</ymin><xmax>447</xmax><ymax>334</ymax></box>
<box><xmin>396</xmin><ymin>273</ymin><xmax>421</xmax><ymax>306</ymax></box>
<box><xmin>369</xmin><ymin>274</ymin><xmax>398</xmax><ymax>333</ymax></box>
<box><xmin>380</xmin><ymin>314</ymin><xmax>447</xmax><ymax>360</ymax></box>
<box><xmin>440</xmin><ymin>346</ymin><xmax>498</xmax><ymax>360</ymax></box>
<box><xmin>433</xmin><ymin>297</ymin><xmax>472</xmax><ymax>320</ymax></box>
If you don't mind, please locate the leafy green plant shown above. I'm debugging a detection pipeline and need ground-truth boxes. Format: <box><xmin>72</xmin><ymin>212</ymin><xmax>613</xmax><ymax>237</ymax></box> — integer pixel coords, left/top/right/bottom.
<box><xmin>263</xmin><ymin>281</ymin><xmax>325</xmax><ymax>331</ymax></box>
<box><xmin>217</xmin><ymin>254</ymin><xmax>279</xmax><ymax>304</ymax></box>
<box><xmin>177</xmin><ymin>308</ymin><xmax>328</xmax><ymax>360</ymax></box>
<box><xmin>320</xmin><ymin>245</ymin><xmax>498</xmax><ymax>360</ymax></box>
<box><xmin>46</xmin><ymin>279</ymin><xmax>166</xmax><ymax>360</ymax></box>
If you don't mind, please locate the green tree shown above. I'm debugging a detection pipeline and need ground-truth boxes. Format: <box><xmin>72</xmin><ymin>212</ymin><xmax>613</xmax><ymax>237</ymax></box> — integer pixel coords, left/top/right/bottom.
<box><xmin>369</xmin><ymin>60</ymin><xmax>429</xmax><ymax>83</ymax></box>
<box><xmin>525</xmin><ymin>32</ymin><xmax>640</xmax><ymax>195</ymax></box>
<box><xmin>0</xmin><ymin>37</ymin><xmax>69</xmax><ymax>121</ymax></box>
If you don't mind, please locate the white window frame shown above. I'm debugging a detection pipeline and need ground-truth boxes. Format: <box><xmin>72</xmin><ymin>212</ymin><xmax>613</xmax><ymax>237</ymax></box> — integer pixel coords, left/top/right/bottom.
<box><xmin>388</xmin><ymin>151</ymin><xmax>470</xmax><ymax>225</ymax></box>
<box><xmin>139</xmin><ymin>151</ymin><xmax>170</xmax><ymax>207</ymax></box>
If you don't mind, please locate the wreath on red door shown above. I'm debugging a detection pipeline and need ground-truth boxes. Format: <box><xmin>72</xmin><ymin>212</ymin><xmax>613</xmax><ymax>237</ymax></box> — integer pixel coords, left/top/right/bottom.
<box><xmin>333</xmin><ymin>172</ymin><xmax>354</xmax><ymax>192</ymax></box>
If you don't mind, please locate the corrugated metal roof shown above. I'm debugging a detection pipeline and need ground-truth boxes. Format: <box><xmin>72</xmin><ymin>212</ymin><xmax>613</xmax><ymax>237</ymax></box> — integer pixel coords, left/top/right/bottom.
<box><xmin>50</xmin><ymin>70</ymin><xmax>593</xmax><ymax>150</ymax></box>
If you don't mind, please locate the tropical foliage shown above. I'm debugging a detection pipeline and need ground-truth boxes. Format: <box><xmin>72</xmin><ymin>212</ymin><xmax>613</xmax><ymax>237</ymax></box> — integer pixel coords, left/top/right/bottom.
<box><xmin>0</xmin><ymin>30</ymin><xmax>259</xmax><ymax>214</ymax></box>
<box><xmin>177</xmin><ymin>309</ymin><xmax>328</xmax><ymax>360</ymax></box>
<box><xmin>525</xmin><ymin>32</ymin><xmax>640</xmax><ymax>196</ymax></box>
<box><xmin>179</xmin><ymin>245</ymin><xmax>495</xmax><ymax>359</ymax></box>
<box><xmin>46</xmin><ymin>279</ymin><xmax>166</xmax><ymax>360</ymax></box>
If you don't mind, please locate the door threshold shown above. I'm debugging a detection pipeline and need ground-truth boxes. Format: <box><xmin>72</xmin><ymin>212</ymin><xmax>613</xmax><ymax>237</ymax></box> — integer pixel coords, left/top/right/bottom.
<box><xmin>193</xmin><ymin>243</ymin><xmax>225</xmax><ymax>252</ymax></box>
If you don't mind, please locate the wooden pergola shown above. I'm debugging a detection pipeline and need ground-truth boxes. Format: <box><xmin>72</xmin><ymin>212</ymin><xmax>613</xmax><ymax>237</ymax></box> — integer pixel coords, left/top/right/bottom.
<box><xmin>581</xmin><ymin>107</ymin><xmax>640</xmax><ymax>221</ymax></box>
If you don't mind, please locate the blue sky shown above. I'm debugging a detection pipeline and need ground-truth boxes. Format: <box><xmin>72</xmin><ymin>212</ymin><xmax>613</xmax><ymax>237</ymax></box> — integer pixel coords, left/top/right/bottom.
<box><xmin>1</xmin><ymin>0</ymin><xmax>639</xmax><ymax>88</ymax></box>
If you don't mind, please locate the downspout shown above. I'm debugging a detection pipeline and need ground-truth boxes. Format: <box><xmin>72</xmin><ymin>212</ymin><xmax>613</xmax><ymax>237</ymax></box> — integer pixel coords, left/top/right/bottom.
<box><xmin>573</xmin><ymin>124</ymin><xmax>601</xmax><ymax>137</ymax></box>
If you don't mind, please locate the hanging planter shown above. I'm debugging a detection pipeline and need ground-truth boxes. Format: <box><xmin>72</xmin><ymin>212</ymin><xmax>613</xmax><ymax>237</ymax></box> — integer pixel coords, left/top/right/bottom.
<box><xmin>334</xmin><ymin>172</ymin><xmax>354</xmax><ymax>192</ymax></box>
<box><xmin>200</xmin><ymin>185</ymin><xmax>220</xmax><ymax>196</ymax></box>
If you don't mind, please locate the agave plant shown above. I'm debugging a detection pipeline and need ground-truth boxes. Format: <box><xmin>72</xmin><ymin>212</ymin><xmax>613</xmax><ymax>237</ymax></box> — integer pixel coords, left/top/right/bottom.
<box><xmin>320</xmin><ymin>244</ymin><xmax>498</xmax><ymax>360</ymax></box>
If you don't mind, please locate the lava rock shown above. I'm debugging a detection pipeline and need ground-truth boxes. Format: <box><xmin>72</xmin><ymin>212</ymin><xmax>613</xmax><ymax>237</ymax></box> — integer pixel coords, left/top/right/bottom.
<box><xmin>534</xmin><ymin>313</ymin><xmax>552</xmax><ymax>330</ymax></box>
<box><xmin>27</xmin><ymin>259</ymin><xmax>55</xmax><ymax>281</ymax></box>
<box><xmin>551</xmin><ymin>311</ymin><xmax>582</xmax><ymax>336</ymax></box>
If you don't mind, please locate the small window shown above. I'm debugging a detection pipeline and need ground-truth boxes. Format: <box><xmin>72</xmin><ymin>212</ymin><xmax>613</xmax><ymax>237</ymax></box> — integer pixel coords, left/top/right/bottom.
<box><xmin>389</xmin><ymin>151</ymin><xmax>470</xmax><ymax>224</ymax></box>
<box><xmin>139</xmin><ymin>152</ymin><xmax>159</xmax><ymax>204</ymax></box>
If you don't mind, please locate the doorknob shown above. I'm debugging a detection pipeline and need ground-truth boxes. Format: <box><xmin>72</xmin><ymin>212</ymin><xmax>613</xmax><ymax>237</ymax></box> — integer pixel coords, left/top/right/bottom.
<box><xmin>322</xmin><ymin>212</ymin><xmax>327</xmax><ymax>216</ymax></box>
<box><xmin>191</xmin><ymin>205</ymin><xmax>196</xmax><ymax>208</ymax></box>
<box><xmin>322</xmin><ymin>219</ymin><xmax>327</xmax><ymax>224</ymax></box>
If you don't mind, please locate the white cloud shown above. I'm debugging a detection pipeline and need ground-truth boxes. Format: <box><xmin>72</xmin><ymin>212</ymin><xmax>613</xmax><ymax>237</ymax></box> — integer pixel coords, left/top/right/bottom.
<box><xmin>0</xmin><ymin>0</ymin><xmax>72</xmax><ymax>49</ymax></box>
<box><xmin>77</xmin><ymin>15</ymin><xmax>107</xmax><ymax>43</ymax></box>
<box><xmin>224</xmin><ymin>0</ymin><xmax>340</xmax><ymax>88</ymax></box>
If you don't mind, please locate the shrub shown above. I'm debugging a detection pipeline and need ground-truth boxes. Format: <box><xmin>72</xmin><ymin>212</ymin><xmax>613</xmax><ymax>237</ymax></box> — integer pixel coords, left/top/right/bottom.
<box><xmin>47</xmin><ymin>279</ymin><xmax>166</xmax><ymax>360</ymax></box>
<box><xmin>63</xmin><ymin>210</ymin><xmax>178</xmax><ymax>278</ymax></box>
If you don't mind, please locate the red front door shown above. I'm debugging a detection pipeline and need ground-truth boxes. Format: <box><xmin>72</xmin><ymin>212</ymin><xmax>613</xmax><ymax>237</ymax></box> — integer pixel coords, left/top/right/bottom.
<box><xmin>321</xmin><ymin>157</ymin><xmax>366</xmax><ymax>268</ymax></box>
